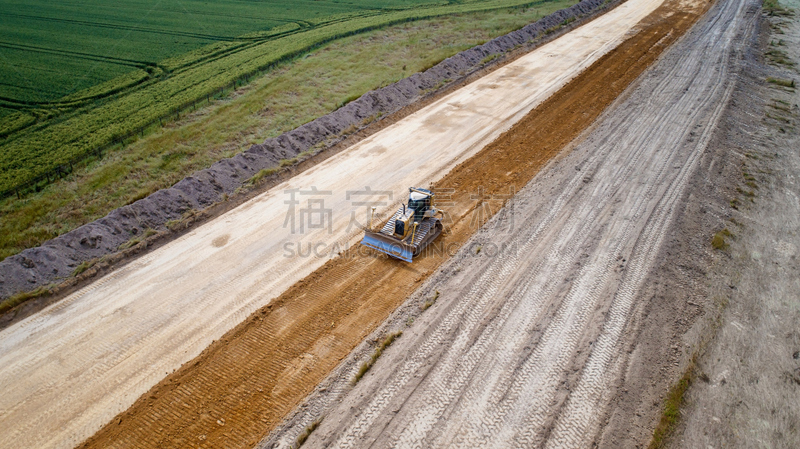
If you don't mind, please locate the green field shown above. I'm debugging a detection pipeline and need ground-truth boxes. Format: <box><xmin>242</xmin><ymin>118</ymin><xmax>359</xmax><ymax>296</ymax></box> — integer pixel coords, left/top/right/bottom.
<box><xmin>0</xmin><ymin>0</ymin><xmax>577</xmax><ymax>263</ymax></box>
<box><xmin>0</xmin><ymin>0</ymin><xmax>428</xmax><ymax>104</ymax></box>
<box><xmin>0</xmin><ymin>0</ymin><xmax>560</xmax><ymax>198</ymax></box>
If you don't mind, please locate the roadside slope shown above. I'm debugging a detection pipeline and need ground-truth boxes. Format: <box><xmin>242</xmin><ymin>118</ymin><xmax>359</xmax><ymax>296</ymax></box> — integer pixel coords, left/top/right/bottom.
<box><xmin>668</xmin><ymin>2</ymin><xmax>800</xmax><ymax>447</ymax></box>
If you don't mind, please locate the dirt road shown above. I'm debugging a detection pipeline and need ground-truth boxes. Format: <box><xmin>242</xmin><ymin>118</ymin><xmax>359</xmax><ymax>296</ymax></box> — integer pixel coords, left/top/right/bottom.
<box><xmin>671</xmin><ymin>2</ymin><xmax>800</xmax><ymax>447</ymax></box>
<box><xmin>300</xmin><ymin>0</ymin><xmax>760</xmax><ymax>446</ymax></box>
<box><xmin>78</xmin><ymin>0</ymin><xmax>710</xmax><ymax>446</ymax></box>
<box><xmin>0</xmin><ymin>2</ymin><xmax>667</xmax><ymax>448</ymax></box>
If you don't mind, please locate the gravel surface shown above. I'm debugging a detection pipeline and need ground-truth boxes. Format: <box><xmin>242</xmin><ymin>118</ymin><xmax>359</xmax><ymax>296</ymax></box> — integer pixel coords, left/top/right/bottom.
<box><xmin>669</xmin><ymin>3</ymin><xmax>800</xmax><ymax>447</ymax></box>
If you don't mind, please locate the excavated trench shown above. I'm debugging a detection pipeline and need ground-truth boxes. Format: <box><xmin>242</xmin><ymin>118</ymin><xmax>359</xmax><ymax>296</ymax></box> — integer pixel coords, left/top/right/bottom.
<box><xmin>78</xmin><ymin>0</ymin><xmax>708</xmax><ymax>447</ymax></box>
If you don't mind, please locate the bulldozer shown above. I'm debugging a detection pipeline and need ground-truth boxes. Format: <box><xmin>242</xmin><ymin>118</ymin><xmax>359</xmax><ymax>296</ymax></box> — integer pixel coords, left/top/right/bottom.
<box><xmin>360</xmin><ymin>187</ymin><xmax>444</xmax><ymax>262</ymax></box>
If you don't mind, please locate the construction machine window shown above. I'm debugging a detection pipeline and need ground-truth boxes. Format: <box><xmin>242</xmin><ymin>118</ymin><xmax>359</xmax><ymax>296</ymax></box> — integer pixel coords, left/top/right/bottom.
<box><xmin>408</xmin><ymin>192</ymin><xmax>430</xmax><ymax>221</ymax></box>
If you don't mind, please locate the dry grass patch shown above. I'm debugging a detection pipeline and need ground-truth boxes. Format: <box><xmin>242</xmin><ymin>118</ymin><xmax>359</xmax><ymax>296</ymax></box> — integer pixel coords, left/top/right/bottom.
<box><xmin>294</xmin><ymin>418</ymin><xmax>322</xmax><ymax>448</ymax></box>
<box><xmin>711</xmin><ymin>228</ymin><xmax>732</xmax><ymax>250</ymax></box>
<box><xmin>421</xmin><ymin>290</ymin><xmax>440</xmax><ymax>311</ymax></box>
<box><xmin>352</xmin><ymin>331</ymin><xmax>403</xmax><ymax>385</ymax></box>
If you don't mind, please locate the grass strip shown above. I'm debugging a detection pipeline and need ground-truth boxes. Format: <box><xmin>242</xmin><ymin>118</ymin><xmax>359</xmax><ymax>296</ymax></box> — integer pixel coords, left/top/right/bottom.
<box><xmin>0</xmin><ymin>286</ymin><xmax>52</xmax><ymax>315</ymax></box>
<box><xmin>648</xmin><ymin>357</ymin><xmax>696</xmax><ymax>449</ymax></box>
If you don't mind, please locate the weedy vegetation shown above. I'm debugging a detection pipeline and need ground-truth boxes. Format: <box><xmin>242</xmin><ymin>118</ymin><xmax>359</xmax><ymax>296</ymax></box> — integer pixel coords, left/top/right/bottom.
<box><xmin>352</xmin><ymin>331</ymin><xmax>403</xmax><ymax>385</ymax></box>
<box><xmin>72</xmin><ymin>259</ymin><xmax>98</xmax><ymax>277</ymax></box>
<box><xmin>763</xmin><ymin>0</ymin><xmax>795</xmax><ymax>16</ymax></box>
<box><xmin>295</xmin><ymin>418</ymin><xmax>322</xmax><ymax>448</ymax></box>
<box><xmin>767</xmin><ymin>77</ymin><xmax>797</xmax><ymax>88</ymax></box>
<box><xmin>421</xmin><ymin>290</ymin><xmax>440</xmax><ymax>311</ymax></box>
<box><xmin>711</xmin><ymin>228</ymin><xmax>732</xmax><ymax>250</ymax></box>
<box><xmin>648</xmin><ymin>357</ymin><xmax>696</xmax><ymax>449</ymax></box>
<box><xmin>118</xmin><ymin>228</ymin><xmax>157</xmax><ymax>250</ymax></box>
<box><xmin>0</xmin><ymin>285</ymin><xmax>53</xmax><ymax>315</ymax></box>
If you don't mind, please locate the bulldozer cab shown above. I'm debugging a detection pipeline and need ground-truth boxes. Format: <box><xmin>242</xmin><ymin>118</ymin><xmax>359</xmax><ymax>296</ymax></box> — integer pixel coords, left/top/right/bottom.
<box><xmin>407</xmin><ymin>188</ymin><xmax>432</xmax><ymax>222</ymax></box>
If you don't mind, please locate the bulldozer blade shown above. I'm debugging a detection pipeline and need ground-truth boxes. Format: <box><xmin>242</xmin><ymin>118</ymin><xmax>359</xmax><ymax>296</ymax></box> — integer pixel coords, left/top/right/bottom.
<box><xmin>360</xmin><ymin>231</ymin><xmax>414</xmax><ymax>262</ymax></box>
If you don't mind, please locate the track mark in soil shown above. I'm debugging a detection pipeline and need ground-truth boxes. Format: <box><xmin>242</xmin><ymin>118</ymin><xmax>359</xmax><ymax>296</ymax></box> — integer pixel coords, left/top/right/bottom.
<box><xmin>77</xmin><ymin>0</ymin><xmax>707</xmax><ymax>447</ymax></box>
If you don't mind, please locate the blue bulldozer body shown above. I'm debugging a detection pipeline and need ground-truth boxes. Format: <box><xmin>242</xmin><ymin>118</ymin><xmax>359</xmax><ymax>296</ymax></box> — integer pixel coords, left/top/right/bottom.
<box><xmin>360</xmin><ymin>187</ymin><xmax>444</xmax><ymax>263</ymax></box>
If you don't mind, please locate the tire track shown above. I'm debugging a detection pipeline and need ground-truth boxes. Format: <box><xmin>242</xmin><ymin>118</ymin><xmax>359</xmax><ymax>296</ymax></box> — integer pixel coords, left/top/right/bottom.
<box><xmin>303</xmin><ymin>0</ymin><xmax>757</xmax><ymax>446</ymax></box>
<box><xmin>431</xmin><ymin>36</ymin><xmax>706</xmax><ymax>443</ymax></box>
<box><xmin>545</xmin><ymin>0</ymin><xmax>758</xmax><ymax>444</ymax></box>
<box><xmin>0</xmin><ymin>0</ymin><xmax>689</xmax><ymax>447</ymax></box>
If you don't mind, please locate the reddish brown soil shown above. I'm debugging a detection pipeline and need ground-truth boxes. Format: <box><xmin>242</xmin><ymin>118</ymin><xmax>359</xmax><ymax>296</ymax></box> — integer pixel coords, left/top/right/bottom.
<box><xmin>79</xmin><ymin>1</ymin><xmax>707</xmax><ymax>447</ymax></box>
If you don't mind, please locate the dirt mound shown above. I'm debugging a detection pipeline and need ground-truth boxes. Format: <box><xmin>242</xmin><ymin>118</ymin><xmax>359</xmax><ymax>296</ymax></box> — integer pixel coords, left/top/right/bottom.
<box><xmin>0</xmin><ymin>0</ymin><xmax>613</xmax><ymax>300</ymax></box>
